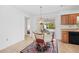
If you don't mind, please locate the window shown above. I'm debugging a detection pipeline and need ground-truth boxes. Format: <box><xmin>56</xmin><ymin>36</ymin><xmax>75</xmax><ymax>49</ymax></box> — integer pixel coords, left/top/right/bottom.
<box><xmin>45</xmin><ymin>23</ymin><xmax>55</xmax><ymax>29</ymax></box>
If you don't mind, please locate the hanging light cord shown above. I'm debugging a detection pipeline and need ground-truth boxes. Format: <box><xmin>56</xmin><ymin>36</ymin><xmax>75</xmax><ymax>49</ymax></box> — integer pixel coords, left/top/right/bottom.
<box><xmin>40</xmin><ymin>6</ymin><xmax>42</xmax><ymax>18</ymax></box>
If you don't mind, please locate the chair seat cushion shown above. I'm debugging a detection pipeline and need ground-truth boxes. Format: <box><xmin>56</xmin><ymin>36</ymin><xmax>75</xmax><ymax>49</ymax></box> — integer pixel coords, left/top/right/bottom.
<box><xmin>36</xmin><ymin>39</ymin><xmax>44</xmax><ymax>44</ymax></box>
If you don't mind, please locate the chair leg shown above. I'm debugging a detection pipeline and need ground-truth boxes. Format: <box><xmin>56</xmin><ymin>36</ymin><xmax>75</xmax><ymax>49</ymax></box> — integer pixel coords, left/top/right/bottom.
<box><xmin>52</xmin><ymin>42</ymin><xmax>54</xmax><ymax>50</ymax></box>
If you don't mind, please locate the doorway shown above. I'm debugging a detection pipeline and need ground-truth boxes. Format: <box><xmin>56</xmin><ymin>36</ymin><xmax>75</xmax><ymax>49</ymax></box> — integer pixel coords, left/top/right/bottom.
<box><xmin>25</xmin><ymin>17</ymin><xmax>30</xmax><ymax>37</ymax></box>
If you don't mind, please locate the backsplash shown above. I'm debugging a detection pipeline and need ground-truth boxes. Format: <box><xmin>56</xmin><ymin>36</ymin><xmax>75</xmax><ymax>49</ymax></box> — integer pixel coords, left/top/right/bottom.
<box><xmin>61</xmin><ymin>25</ymin><xmax>79</xmax><ymax>29</ymax></box>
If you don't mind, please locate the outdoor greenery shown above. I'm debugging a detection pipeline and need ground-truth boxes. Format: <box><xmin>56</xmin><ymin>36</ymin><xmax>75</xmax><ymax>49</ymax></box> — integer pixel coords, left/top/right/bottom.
<box><xmin>46</xmin><ymin>23</ymin><xmax>55</xmax><ymax>29</ymax></box>
<box><xmin>76</xmin><ymin>22</ymin><xmax>79</xmax><ymax>27</ymax></box>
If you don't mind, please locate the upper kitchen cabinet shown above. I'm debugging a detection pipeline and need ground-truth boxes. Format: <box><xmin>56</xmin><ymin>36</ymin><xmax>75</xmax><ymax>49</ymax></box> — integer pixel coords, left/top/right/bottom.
<box><xmin>61</xmin><ymin>14</ymin><xmax>77</xmax><ymax>25</ymax></box>
<box><xmin>61</xmin><ymin>15</ymin><xmax>69</xmax><ymax>25</ymax></box>
<box><xmin>69</xmin><ymin>14</ymin><xmax>77</xmax><ymax>25</ymax></box>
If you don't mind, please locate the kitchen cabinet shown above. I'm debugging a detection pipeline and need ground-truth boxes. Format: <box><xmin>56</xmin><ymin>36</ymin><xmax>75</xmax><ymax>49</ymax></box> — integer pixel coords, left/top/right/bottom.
<box><xmin>69</xmin><ymin>14</ymin><xmax>77</xmax><ymax>25</ymax></box>
<box><xmin>61</xmin><ymin>14</ymin><xmax>77</xmax><ymax>25</ymax></box>
<box><xmin>61</xmin><ymin>15</ymin><xmax>69</xmax><ymax>25</ymax></box>
<box><xmin>62</xmin><ymin>31</ymin><xmax>69</xmax><ymax>43</ymax></box>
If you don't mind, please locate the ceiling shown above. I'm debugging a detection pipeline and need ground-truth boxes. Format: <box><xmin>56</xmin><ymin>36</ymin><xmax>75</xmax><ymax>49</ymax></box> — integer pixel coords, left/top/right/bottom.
<box><xmin>14</xmin><ymin>5</ymin><xmax>79</xmax><ymax>16</ymax></box>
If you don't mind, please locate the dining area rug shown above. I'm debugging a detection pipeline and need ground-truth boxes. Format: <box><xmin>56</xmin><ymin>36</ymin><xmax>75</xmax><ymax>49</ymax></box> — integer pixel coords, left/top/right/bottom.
<box><xmin>20</xmin><ymin>41</ymin><xmax>57</xmax><ymax>53</ymax></box>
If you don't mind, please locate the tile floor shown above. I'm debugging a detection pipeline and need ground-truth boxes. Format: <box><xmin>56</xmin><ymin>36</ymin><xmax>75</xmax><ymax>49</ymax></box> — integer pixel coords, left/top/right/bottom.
<box><xmin>59</xmin><ymin>41</ymin><xmax>79</xmax><ymax>53</ymax></box>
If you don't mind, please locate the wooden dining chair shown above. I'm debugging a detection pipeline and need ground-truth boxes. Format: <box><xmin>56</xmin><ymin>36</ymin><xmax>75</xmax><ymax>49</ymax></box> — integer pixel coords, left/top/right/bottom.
<box><xmin>33</xmin><ymin>32</ymin><xmax>47</xmax><ymax>52</ymax></box>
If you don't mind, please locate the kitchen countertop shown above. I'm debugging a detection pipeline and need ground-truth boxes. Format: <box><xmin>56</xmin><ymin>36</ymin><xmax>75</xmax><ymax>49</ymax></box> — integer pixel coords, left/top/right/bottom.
<box><xmin>61</xmin><ymin>29</ymin><xmax>79</xmax><ymax>32</ymax></box>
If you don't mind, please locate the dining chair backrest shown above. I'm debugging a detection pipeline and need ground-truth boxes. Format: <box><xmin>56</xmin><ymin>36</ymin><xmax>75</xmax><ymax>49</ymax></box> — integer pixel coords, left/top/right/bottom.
<box><xmin>33</xmin><ymin>32</ymin><xmax>45</xmax><ymax>44</ymax></box>
<box><xmin>33</xmin><ymin>32</ymin><xmax>44</xmax><ymax>40</ymax></box>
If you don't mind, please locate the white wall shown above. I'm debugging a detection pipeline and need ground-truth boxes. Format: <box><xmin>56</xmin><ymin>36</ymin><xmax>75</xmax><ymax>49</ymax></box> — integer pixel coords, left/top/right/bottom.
<box><xmin>30</xmin><ymin>16</ymin><xmax>38</xmax><ymax>40</ymax></box>
<box><xmin>0</xmin><ymin>6</ymin><xmax>29</xmax><ymax>49</ymax></box>
<box><xmin>54</xmin><ymin>14</ymin><xmax>61</xmax><ymax>40</ymax></box>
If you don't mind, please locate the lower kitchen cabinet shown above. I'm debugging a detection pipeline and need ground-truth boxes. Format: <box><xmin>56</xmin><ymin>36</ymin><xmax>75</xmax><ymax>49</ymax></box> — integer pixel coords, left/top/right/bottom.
<box><xmin>62</xmin><ymin>31</ymin><xmax>69</xmax><ymax>43</ymax></box>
